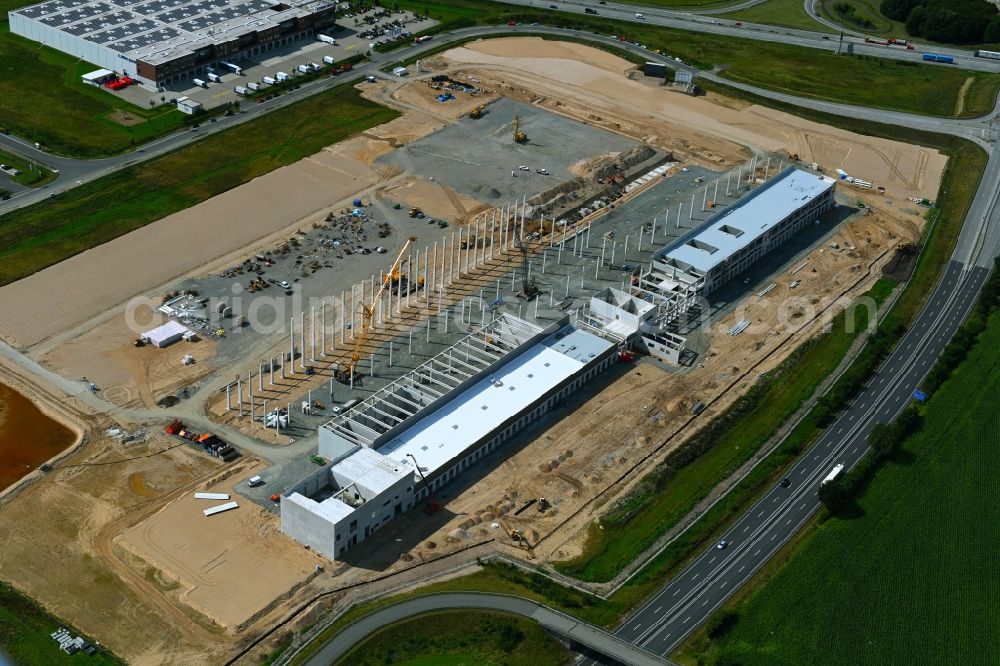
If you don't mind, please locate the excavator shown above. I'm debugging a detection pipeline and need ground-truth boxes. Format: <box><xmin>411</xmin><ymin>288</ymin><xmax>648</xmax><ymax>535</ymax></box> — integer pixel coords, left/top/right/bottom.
<box><xmin>468</xmin><ymin>105</ymin><xmax>486</xmax><ymax>119</ymax></box>
<box><xmin>334</xmin><ymin>236</ymin><xmax>417</xmax><ymax>384</ymax></box>
<box><xmin>513</xmin><ymin>114</ymin><xmax>527</xmax><ymax>143</ymax></box>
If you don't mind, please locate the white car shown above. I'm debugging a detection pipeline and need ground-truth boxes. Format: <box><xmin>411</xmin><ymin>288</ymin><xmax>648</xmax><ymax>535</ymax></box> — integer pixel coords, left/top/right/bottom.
<box><xmin>518</xmin><ymin>165</ymin><xmax>529</xmax><ymax>171</ymax></box>
<box><xmin>279</xmin><ymin>280</ymin><xmax>290</xmax><ymax>289</ymax></box>
<box><xmin>536</xmin><ymin>168</ymin><xmax>548</xmax><ymax>175</ymax></box>
<box><xmin>716</xmin><ymin>539</ymin><xmax>729</xmax><ymax>550</ymax></box>
<box><xmin>635</xmin><ymin>12</ymin><xmax>645</xmax><ymax>19</ymax></box>
<box><xmin>376</xmin><ymin>246</ymin><xmax>387</xmax><ymax>253</ymax></box>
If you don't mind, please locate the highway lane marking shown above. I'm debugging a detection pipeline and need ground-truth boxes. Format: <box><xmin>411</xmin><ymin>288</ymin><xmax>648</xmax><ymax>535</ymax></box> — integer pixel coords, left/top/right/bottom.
<box><xmin>703</xmin><ymin>598</ymin><xmax>711</xmax><ymax>606</ymax></box>
<box><xmin>738</xmin><ymin>565</ymin><xmax>746</xmax><ymax>573</ymax></box>
<box><xmin>709</xmin><ymin>556</ymin><xmax>716</xmax><ymax>564</ymax></box>
<box><xmin>800</xmin><ymin>502</ymin><xmax>807</xmax><ymax>509</ymax></box>
<box><xmin>673</xmin><ymin>589</ymin><xmax>680</xmax><ymax>597</ymax></box>
<box><xmin>693</xmin><ymin>572</ymin><xmax>700</xmax><ymax>579</ymax></box>
<box><xmin>757</xmin><ymin>510</ymin><xmax>764</xmax><ymax>517</ymax></box>
<box><xmin>683</xmin><ymin>616</ymin><xmax>691</xmax><ymax>624</ymax></box>
<box><xmin>655</xmin><ymin>606</ymin><xmax>662</xmax><ymax>613</ymax></box>
<box><xmin>633</xmin><ymin>622</ymin><xmax>644</xmax><ymax>630</ymax></box>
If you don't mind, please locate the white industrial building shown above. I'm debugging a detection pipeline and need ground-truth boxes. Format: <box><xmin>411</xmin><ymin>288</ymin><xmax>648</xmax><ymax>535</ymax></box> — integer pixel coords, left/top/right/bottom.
<box><xmin>652</xmin><ymin>167</ymin><xmax>836</xmax><ymax>294</ymax></box>
<box><xmin>280</xmin><ymin>314</ymin><xmax>619</xmax><ymax>560</ymax></box>
<box><xmin>584</xmin><ymin>166</ymin><xmax>836</xmax><ymax>365</ymax></box>
<box><xmin>9</xmin><ymin>0</ymin><xmax>337</xmax><ymax>87</ymax></box>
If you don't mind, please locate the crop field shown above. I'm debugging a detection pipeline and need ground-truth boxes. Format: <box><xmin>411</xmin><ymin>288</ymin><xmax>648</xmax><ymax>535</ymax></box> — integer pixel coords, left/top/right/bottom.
<box><xmin>0</xmin><ymin>26</ymin><xmax>188</xmax><ymax>157</ymax></box>
<box><xmin>0</xmin><ymin>85</ymin><xmax>397</xmax><ymax>286</ymax></box>
<box><xmin>682</xmin><ymin>311</ymin><xmax>1000</xmax><ymax>665</ymax></box>
<box><xmin>333</xmin><ymin>610</ymin><xmax>570</xmax><ymax>666</ymax></box>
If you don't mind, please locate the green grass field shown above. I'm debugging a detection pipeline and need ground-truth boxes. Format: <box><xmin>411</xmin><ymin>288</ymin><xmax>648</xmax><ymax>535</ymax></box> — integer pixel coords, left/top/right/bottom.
<box><xmin>720</xmin><ymin>0</ymin><xmax>836</xmax><ymax>32</ymax></box>
<box><xmin>680</xmin><ymin>310</ymin><xmax>1000</xmax><ymax>665</ymax></box>
<box><xmin>0</xmin><ymin>25</ymin><xmax>190</xmax><ymax>157</ymax></box>
<box><xmin>333</xmin><ymin>610</ymin><xmax>570</xmax><ymax>666</ymax></box>
<box><xmin>0</xmin><ymin>85</ymin><xmax>398</xmax><ymax>286</ymax></box>
<box><xmin>0</xmin><ymin>580</ymin><xmax>123</xmax><ymax>665</ymax></box>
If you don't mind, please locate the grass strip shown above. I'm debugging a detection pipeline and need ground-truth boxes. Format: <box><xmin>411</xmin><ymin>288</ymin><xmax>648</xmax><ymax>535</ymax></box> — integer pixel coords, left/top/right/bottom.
<box><xmin>0</xmin><ymin>149</ymin><xmax>57</xmax><ymax>188</ymax></box>
<box><xmin>333</xmin><ymin>609</ymin><xmax>570</xmax><ymax>666</ymax></box>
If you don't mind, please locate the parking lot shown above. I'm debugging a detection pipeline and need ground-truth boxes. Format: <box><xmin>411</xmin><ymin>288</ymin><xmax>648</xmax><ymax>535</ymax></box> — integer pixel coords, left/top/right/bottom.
<box><xmin>116</xmin><ymin>7</ymin><xmax>438</xmax><ymax>110</ymax></box>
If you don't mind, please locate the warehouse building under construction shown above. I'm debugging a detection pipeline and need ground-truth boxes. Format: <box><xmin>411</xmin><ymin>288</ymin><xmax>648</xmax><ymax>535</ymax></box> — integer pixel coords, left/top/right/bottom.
<box><xmin>280</xmin><ymin>166</ymin><xmax>838</xmax><ymax>562</ymax></box>
<box><xmin>280</xmin><ymin>314</ymin><xmax>618</xmax><ymax>560</ymax></box>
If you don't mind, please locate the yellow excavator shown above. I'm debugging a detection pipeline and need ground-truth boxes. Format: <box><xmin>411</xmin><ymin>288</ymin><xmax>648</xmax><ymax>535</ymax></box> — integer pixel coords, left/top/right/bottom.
<box><xmin>335</xmin><ymin>237</ymin><xmax>417</xmax><ymax>384</ymax></box>
<box><xmin>513</xmin><ymin>115</ymin><xmax>527</xmax><ymax>143</ymax></box>
<box><xmin>468</xmin><ymin>105</ymin><xmax>485</xmax><ymax>119</ymax></box>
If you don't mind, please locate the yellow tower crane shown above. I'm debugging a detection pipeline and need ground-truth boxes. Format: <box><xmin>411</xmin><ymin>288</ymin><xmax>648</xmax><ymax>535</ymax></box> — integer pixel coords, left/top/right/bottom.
<box><xmin>335</xmin><ymin>236</ymin><xmax>418</xmax><ymax>383</ymax></box>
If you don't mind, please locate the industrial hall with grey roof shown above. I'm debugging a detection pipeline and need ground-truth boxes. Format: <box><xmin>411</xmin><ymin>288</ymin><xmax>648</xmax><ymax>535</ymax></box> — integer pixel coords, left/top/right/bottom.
<box><xmin>9</xmin><ymin>0</ymin><xmax>338</xmax><ymax>86</ymax></box>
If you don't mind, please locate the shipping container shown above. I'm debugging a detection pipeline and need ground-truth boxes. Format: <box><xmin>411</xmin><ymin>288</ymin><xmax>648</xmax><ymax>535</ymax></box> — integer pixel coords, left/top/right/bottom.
<box><xmin>975</xmin><ymin>49</ymin><xmax>1000</xmax><ymax>59</ymax></box>
<box><xmin>247</xmin><ymin>81</ymin><xmax>261</xmax><ymax>91</ymax></box>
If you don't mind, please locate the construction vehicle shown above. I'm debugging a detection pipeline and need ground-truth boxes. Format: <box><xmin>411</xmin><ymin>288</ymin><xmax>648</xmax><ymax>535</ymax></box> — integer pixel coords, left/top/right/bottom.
<box><xmin>270</xmin><ymin>494</ymin><xmax>280</xmax><ymax>502</ymax></box>
<box><xmin>512</xmin><ymin>221</ymin><xmax>539</xmax><ymax>300</ymax></box>
<box><xmin>408</xmin><ymin>207</ymin><xmax>424</xmax><ymax>218</ymax></box>
<box><xmin>335</xmin><ymin>237</ymin><xmax>417</xmax><ymax>383</ymax></box>
<box><xmin>407</xmin><ymin>453</ymin><xmax>442</xmax><ymax>513</ymax></box>
<box><xmin>497</xmin><ymin>516</ymin><xmax>535</xmax><ymax>556</ymax></box>
<box><xmin>468</xmin><ymin>105</ymin><xmax>485</xmax><ymax>119</ymax></box>
<box><xmin>513</xmin><ymin>115</ymin><xmax>527</xmax><ymax>143</ymax></box>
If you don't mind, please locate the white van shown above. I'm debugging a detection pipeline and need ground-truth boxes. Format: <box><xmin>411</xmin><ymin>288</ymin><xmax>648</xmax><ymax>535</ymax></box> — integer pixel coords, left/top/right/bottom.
<box><xmin>635</xmin><ymin>12</ymin><xmax>644</xmax><ymax>19</ymax></box>
<box><xmin>247</xmin><ymin>475</ymin><xmax>263</xmax><ymax>487</ymax></box>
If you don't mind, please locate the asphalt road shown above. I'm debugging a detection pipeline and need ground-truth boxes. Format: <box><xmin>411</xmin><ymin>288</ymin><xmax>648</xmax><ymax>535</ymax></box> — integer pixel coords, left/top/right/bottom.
<box><xmin>292</xmin><ymin>592</ymin><xmax>671</xmax><ymax>666</ymax></box>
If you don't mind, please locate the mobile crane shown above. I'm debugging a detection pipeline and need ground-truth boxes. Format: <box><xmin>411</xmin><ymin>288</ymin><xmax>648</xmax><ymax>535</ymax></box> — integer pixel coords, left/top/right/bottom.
<box><xmin>334</xmin><ymin>236</ymin><xmax>416</xmax><ymax>383</ymax></box>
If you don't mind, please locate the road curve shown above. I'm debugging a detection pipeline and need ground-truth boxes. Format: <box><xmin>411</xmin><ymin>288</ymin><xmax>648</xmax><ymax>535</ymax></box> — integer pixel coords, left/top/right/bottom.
<box><xmin>290</xmin><ymin>592</ymin><xmax>671</xmax><ymax>666</ymax></box>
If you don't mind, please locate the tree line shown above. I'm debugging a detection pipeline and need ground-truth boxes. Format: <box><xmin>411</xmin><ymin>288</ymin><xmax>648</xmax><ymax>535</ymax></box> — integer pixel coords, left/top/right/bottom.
<box><xmin>881</xmin><ymin>0</ymin><xmax>1000</xmax><ymax>44</ymax></box>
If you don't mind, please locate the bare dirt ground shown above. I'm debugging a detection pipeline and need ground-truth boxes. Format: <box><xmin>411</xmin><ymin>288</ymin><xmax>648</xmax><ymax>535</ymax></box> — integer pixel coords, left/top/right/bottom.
<box><xmin>378</xmin><ymin>176</ymin><xmax>489</xmax><ymax>221</ymax></box>
<box><xmin>439</xmin><ymin>38</ymin><xmax>944</xmax><ymax>201</ymax></box>
<box><xmin>37</xmin><ymin>309</ymin><xmax>216</xmax><ymax>409</ymax></box>
<box><xmin>118</xmin><ymin>460</ymin><xmax>321</xmax><ymax>630</ymax></box>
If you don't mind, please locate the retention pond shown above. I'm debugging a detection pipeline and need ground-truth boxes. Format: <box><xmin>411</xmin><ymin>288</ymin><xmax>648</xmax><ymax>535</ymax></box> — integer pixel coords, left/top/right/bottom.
<box><xmin>0</xmin><ymin>383</ymin><xmax>76</xmax><ymax>490</ymax></box>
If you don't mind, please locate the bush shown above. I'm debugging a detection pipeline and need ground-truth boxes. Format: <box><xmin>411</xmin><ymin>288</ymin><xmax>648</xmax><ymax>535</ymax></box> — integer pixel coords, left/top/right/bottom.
<box><xmin>706</xmin><ymin>609</ymin><xmax>740</xmax><ymax>640</ymax></box>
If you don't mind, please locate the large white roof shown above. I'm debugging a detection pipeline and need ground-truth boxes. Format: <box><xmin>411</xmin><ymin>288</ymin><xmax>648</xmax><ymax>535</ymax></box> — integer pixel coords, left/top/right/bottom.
<box><xmin>658</xmin><ymin>167</ymin><xmax>835</xmax><ymax>274</ymax></box>
<box><xmin>377</xmin><ymin>328</ymin><xmax>612</xmax><ymax>475</ymax></box>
